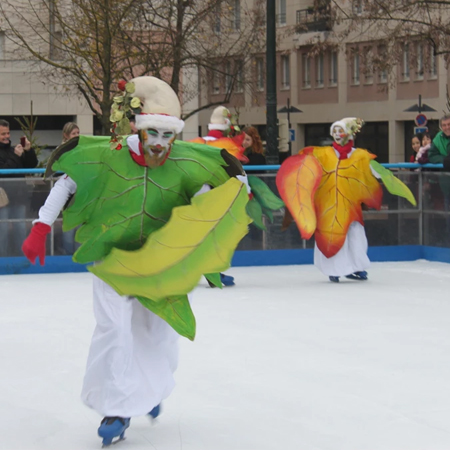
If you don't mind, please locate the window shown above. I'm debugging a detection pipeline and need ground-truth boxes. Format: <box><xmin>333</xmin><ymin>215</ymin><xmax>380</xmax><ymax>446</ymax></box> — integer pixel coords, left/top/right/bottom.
<box><xmin>0</xmin><ymin>32</ymin><xmax>5</xmax><ymax>60</ymax></box>
<box><xmin>378</xmin><ymin>45</ymin><xmax>387</xmax><ymax>83</ymax></box>
<box><xmin>235</xmin><ymin>60</ymin><xmax>244</xmax><ymax>92</ymax></box>
<box><xmin>363</xmin><ymin>47</ymin><xmax>373</xmax><ymax>84</ymax></box>
<box><xmin>316</xmin><ymin>54</ymin><xmax>324</xmax><ymax>87</ymax></box>
<box><xmin>212</xmin><ymin>71</ymin><xmax>220</xmax><ymax>94</ymax></box>
<box><xmin>353</xmin><ymin>0</ymin><xmax>363</xmax><ymax>14</ymax></box>
<box><xmin>430</xmin><ymin>45</ymin><xmax>437</xmax><ymax>78</ymax></box>
<box><xmin>225</xmin><ymin>61</ymin><xmax>232</xmax><ymax>92</ymax></box>
<box><xmin>214</xmin><ymin>3</ymin><xmax>221</xmax><ymax>34</ymax></box>
<box><xmin>232</xmin><ymin>0</ymin><xmax>241</xmax><ymax>31</ymax></box>
<box><xmin>402</xmin><ymin>43</ymin><xmax>410</xmax><ymax>80</ymax></box>
<box><xmin>281</xmin><ymin>55</ymin><xmax>290</xmax><ymax>89</ymax></box>
<box><xmin>278</xmin><ymin>0</ymin><xmax>286</xmax><ymax>25</ymax></box>
<box><xmin>303</xmin><ymin>53</ymin><xmax>311</xmax><ymax>88</ymax></box>
<box><xmin>352</xmin><ymin>52</ymin><xmax>360</xmax><ymax>85</ymax></box>
<box><xmin>416</xmin><ymin>43</ymin><xmax>424</xmax><ymax>79</ymax></box>
<box><xmin>256</xmin><ymin>57</ymin><xmax>264</xmax><ymax>91</ymax></box>
<box><xmin>50</xmin><ymin>30</ymin><xmax>64</xmax><ymax>60</ymax></box>
<box><xmin>330</xmin><ymin>51</ymin><xmax>338</xmax><ymax>85</ymax></box>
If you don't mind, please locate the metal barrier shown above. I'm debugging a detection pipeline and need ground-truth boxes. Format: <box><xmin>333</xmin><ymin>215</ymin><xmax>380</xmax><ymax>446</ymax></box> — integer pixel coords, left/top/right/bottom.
<box><xmin>0</xmin><ymin>163</ymin><xmax>448</xmax><ymax>258</ymax></box>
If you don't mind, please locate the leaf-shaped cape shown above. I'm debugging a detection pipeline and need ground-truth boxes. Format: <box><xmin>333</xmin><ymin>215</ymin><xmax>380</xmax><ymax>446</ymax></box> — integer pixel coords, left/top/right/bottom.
<box><xmin>370</xmin><ymin>160</ymin><xmax>417</xmax><ymax>206</ymax></box>
<box><xmin>91</xmin><ymin>178</ymin><xmax>251</xmax><ymax>339</ymax></box>
<box><xmin>247</xmin><ymin>175</ymin><xmax>284</xmax><ymax>230</ymax></box>
<box><xmin>277</xmin><ymin>146</ymin><xmax>383</xmax><ymax>258</ymax></box>
<box><xmin>188</xmin><ymin>136</ymin><xmax>248</xmax><ymax>163</ymax></box>
<box><xmin>52</xmin><ymin>136</ymin><xmax>236</xmax><ymax>264</ymax></box>
<box><xmin>50</xmin><ymin>136</ymin><xmax>250</xmax><ymax>339</ymax></box>
<box><xmin>276</xmin><ymin>150</ymin><xmax>322</xmax><ymax>238</ymax></box>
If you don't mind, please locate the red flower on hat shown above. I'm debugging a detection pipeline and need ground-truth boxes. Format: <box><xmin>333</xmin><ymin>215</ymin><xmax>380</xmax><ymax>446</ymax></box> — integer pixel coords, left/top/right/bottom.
<box><xmin>118</xmin><ymin>80</ymin><xmax>127</xmax><ymax>91</ymax></box>
<box><xmin>116</xmin><ymin>144</ymin><xmax>122</xmax><ymax>150</ymax></box>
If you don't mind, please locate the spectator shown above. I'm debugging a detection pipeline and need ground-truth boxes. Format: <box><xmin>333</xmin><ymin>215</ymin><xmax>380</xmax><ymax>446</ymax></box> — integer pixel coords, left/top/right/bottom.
<box><xmin>428</xmin><ymin>115</ymin><xmax>450</xmax><ymax>166</ymax></box>
<box><xmin>0</xmin><ymin>119</ymin><xmax>38</xmax><ymax>256</ymax></box>
<box><xmin>242</xmin><ymin>126</ymin><xmax>266</xmax><ymax>167</ymax></box>
<box><xmin>62</xmin><ymin>122</ymin><xmax>80</xmax><ymax>142</ymax></box>
<box><xmin>0</xmin><ymin>119</ymin><xmax>37</xmax><ymax>170</ymax></box>
<box><xmin>416</xmin><ymin>132</ymin><xmax>431</xmax><ymax>164</ymax></box>
<box><xmin>409</xmin><ymin>133</ymin><xmax>423</xmax><ymax>163</ymax></box>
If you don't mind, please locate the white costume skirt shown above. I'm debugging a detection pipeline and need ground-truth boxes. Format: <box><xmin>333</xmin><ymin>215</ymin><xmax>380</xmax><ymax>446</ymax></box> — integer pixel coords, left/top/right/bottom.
<box><xmin>81</xmin><ymin>276</ymin><xmax>181</xmax><ymax>417</ymax></box>
<box><xmin>314</xmin><ymin>222</ymin><xmax>370</xmax><ymax>277</ymax></box>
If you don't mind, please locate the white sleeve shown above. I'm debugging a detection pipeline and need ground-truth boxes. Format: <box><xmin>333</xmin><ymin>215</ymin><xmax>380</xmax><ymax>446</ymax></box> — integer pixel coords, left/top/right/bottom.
<box><xmin>236</xmin><ymin>173</ymin><xmax>252</xmax><ymax>195</ymax></box>
<box><xmin>193</xmin><ymin>184</ymin><xmax>212</xmax><ymax>197</ymax></box>
<box><xmin>33</xmin><ymin>175</ymin><xmax>78</xmax><ymax>226</ymax></box>
<box><xmin>370</xmin><ymin>165</ymin><xmax>381</xmax><ymax>179</ymax></box>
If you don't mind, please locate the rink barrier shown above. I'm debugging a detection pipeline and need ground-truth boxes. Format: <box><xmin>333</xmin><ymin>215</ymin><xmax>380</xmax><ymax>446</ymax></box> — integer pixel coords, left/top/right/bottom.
<box><xmin>0</xmin><ymin>163</ymin><xmax>449</xmax><ymax>275</ymax></box>
<box><xmin>1</xmin><ymin>246</ymin><xmax>449</xmax><ymax>275</ymax></box>
<box><xmin>0</xmin><ymin>162</ymin><xmax>445</xmax><ymax>175</ymax></box>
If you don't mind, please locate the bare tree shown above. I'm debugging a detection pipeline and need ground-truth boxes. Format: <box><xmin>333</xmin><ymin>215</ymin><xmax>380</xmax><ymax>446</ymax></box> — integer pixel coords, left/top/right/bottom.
<box><xmin>0</xmin><ymin>0</ymin><xmax>265</xmax><ymax>133</ymax></box>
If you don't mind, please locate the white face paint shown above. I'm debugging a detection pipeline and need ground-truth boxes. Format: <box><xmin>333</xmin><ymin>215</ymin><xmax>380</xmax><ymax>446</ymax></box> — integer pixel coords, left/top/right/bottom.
<box><xmin>139</xmin><ymin>127</ymin><xmax>176</xmax><ymax>167</ymax></box>
<box><xmin>332</xmin><ymin>126</ymin><xmax>350</xmax><ymax>146</ymax></box>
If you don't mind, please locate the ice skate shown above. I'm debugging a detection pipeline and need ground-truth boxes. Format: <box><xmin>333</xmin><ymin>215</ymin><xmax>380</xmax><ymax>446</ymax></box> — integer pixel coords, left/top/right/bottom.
<box><xmin>220</xmin><ymin>273</ymin><xmax>235</xmax><ymax>286</ymax></box>
<box><xmin>98</xmin><ymin>416</ymin><xmax>130</xmax><ymax>447</ymax></box>
<box><xmin>329</xmin><ymin>276</ymin><xmax>340</xmax><ymax>283</ymax></box>
<box><xmin>148</xmin><ymin>403</ymin><xmax>161</xmax><ymax>419</ymax></box>
<box><xmin>345</xmin><ymin>271</ymin><xmax>368</xmax><ymax>281</ymax></box>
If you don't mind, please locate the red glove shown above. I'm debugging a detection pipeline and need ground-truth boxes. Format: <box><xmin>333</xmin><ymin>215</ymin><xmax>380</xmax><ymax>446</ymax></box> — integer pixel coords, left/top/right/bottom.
<box><xmin>22</xmin><ymin>222</ymin><xmax>51</xmax><ymax>265</ymax></box>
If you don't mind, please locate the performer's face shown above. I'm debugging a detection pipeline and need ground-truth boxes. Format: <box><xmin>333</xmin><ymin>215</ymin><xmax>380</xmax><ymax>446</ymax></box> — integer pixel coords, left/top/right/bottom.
<box><xmin>332</xmin><ymin>126</ymin><xmax>349</xmax><ymax>145</ymax></box>
<box><xmin>139</xmin><ymin>127</ymin><xmax>176</xmax><ymax>167</ymax></box>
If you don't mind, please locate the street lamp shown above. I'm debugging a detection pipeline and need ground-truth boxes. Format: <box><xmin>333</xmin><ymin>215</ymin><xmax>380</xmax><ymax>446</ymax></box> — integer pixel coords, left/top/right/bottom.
<box><xmin>278</xmin><ymin>98</ymin><xmax>302</xmax><ymax>157</ymax></box>
<box><xmin>266</xmin><ymin>0</ymin><xmax>278</xmax><ymax>165</ymax></box>
<box><xmin>403</xmin><ymin>94</ymin><xmax>436</xmax><ymax>114</ymax></box>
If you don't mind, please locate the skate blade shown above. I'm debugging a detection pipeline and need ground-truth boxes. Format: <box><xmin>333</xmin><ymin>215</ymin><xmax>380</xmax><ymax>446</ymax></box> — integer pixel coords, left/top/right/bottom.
<box><xmin>102</xmin><ymin>435</ymin><xmax>126</xmax><ymax>447</ymax></box>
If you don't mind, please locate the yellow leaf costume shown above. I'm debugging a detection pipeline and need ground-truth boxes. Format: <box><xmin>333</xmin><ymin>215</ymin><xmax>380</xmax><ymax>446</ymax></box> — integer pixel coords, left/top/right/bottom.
<box><xmin>277</xmin><ymin>145</ymin><xmax>415</xmax><ymax>259</ymax></box>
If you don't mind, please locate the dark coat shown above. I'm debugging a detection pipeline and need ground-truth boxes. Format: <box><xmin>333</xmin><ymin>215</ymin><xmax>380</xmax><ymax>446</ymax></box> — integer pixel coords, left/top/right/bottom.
<box><xmin>0</xmin><ymin>140</ymin><xmax>38</xmax><ymax>176</ymax></box>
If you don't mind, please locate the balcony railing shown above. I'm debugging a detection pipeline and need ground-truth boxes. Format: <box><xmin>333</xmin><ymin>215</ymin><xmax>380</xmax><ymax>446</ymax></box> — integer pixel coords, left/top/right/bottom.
<box><xmin>296</xmin><ymin>7</ymin><xmax>332</xmax><ymax>33</ymax></box>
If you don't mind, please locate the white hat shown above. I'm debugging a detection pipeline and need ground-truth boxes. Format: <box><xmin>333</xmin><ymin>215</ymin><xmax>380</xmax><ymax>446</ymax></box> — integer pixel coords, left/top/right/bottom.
<box><xmin>132</xmin><ymin>76</ymin><xmax>185</xmax><ymax>134</ymax></box>
<box><xmin>330</xmin><ymin>117</ymin><xmax>364</xmax><ymax>139</ymax></box>
<box><xmin>208</xmin><ymin>106</ymin><xmax>231</xmax><ymax>131</ymax></box>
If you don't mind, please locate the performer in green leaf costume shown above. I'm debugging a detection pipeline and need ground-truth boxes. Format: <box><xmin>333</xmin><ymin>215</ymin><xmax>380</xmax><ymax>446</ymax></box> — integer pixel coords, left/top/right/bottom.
<box><xmin>22</xmin><ymin>76</ymin><xmax>252</xmax><ymax>446</ymax></box>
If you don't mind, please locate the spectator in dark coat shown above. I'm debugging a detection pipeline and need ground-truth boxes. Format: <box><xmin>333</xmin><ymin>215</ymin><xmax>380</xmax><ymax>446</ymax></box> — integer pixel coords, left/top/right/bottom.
<box><xmin>0</xmin><ymin>119</ymin><xmax>37</xmax><ymax>172</ymax></box>
<box><xmin>0</xmin><ymin>119</ymin><xmax>38</xmax><ymax>256</ymax></box>
<box><xmin>242</xmin><ymin>126</ymin><xmax>266</xmax><ymax>173</ymax></box>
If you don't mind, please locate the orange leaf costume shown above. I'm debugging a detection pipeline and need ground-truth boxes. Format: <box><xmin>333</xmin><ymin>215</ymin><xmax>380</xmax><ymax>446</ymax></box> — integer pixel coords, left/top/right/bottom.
<box><xmin>277</xmin><ymin>146</ymin><xmax>382</xmax><ymax>258</ymax></box>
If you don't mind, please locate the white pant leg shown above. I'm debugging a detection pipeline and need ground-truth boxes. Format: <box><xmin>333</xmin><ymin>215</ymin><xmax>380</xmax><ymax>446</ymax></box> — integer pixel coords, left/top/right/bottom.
<box><xmin>81</xmin><ymin>276</ymin><xmax>180</xmax><ymax>417</ymax></box>
<box><xmin>314</xmin><ymin>222</ymin><xmax>370</xmax><ymax>277</ymax></box>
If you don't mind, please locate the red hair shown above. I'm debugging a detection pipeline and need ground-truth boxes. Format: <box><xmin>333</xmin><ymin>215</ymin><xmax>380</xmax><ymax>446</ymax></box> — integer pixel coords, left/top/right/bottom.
<box><xmin>243</xmin><ymin>126</ymin><xmax>264</xmax><ymax>154</ymax></box>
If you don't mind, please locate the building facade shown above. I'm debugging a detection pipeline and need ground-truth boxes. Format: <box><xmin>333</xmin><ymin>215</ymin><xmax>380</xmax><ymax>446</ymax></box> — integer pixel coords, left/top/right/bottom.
<box><xmin>193</xmin><ymin>0</ymin><xmax>448</xmax><ymax>163</ymax></box>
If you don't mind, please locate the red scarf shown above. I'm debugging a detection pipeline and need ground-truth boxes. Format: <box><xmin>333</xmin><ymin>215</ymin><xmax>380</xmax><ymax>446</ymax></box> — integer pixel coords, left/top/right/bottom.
<box><xmin>332</xmin><ymin>140</ymin><xmax>354</xmax><ymax>160</ymax></box>
<box><xmin>206</xmin><ymin>129</ymin><xmax>225</xmax><ymax>139</ymax></box>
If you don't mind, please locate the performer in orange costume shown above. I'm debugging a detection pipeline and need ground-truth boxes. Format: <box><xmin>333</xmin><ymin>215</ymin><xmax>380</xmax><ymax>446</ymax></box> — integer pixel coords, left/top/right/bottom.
<box><xmin>276</xmin><ymin>118</ymin><xmax>415</xmax><ymax>282</ymax></box>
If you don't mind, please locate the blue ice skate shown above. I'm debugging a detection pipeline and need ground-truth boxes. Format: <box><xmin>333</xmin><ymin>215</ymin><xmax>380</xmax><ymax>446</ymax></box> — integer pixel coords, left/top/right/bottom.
<box><xmin>329</xmin><ymin>276</ymin><xmax>340</xmax><ymax>283</ymax></box>
<box><xmin>148</xmin><ymin>404</ymin><xmax>161</xmax><ymax>419</ymax></box>
<box><xmin>220</xmin><ymin>273</ymin><xmax>235</xmax><ymax>286</ymax></box>
<box><xmin>345</xmin><ymin>271</ymin><xmax>368</xmax><ymax>281</ymax></box>
<box><xmin>98</xmin><ymin>416</ymin><xmax>130</xmax><ymax>447</ymax></box>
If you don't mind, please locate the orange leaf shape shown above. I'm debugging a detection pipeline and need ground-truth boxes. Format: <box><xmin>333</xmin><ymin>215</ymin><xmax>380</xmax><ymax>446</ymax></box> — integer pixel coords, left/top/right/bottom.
<box><xmin>276</xmin><ymin>149</ymin><xmax>322</xmax><ymax>239</ymax></box>
<box><xmin>313</xmin><ymin>147</ymin><xmax>382</xmax><ymax>257</ymax></box>
<box><xmin>277</xmin><ymin>146</ymin><xmax>383</xmax><ymax>258</ymax></box>
<box><xmin>189</xmin><ymin>137</ymin><xmax>207</xmax><ymax>144</ymax></box>
<box><xmin>188</xmin><ymin>135</ymin><xmax>248</xmax><ymax>163</ymax></box>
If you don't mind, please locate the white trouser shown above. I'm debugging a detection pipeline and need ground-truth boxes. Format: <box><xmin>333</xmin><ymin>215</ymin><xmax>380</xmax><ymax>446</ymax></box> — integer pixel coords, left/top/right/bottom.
<box><xmin>314</xmin><ymin>222</ymin><xmax>370</xmax><ymax>277</ymax></box>
<box><xmin>81</xmin><ymin>276</ymin><xmax>181</xmax><ymax>417</ymax></box>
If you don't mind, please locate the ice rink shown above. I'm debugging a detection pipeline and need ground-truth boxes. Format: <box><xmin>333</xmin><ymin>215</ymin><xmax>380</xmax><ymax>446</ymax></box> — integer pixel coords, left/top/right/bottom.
<box><xmin>1</xmin><ymin>260</ymin><xmax>450</xmax><ymax>450</ymax></box>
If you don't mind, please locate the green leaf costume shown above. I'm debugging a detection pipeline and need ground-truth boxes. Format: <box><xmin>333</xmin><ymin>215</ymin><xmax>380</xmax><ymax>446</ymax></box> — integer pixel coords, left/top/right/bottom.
<box><xmin>51</xmin><ymin>136</ymin><xmax>251</xmax><ymax>340</ymax></box>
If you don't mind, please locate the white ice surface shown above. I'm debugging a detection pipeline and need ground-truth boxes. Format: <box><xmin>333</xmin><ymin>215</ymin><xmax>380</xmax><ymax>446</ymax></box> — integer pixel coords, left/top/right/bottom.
<box><xmin>1</xmin><ymin>261</ymin><xmax>450</xmax><ymax>450</ymax></box>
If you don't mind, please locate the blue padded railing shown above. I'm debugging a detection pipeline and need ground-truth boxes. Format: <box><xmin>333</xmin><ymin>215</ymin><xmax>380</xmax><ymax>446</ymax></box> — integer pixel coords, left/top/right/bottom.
<box><xmin>0</xmin><ymin>163</ymin><xmax>445</xmax><ymax>175</ymax></box>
